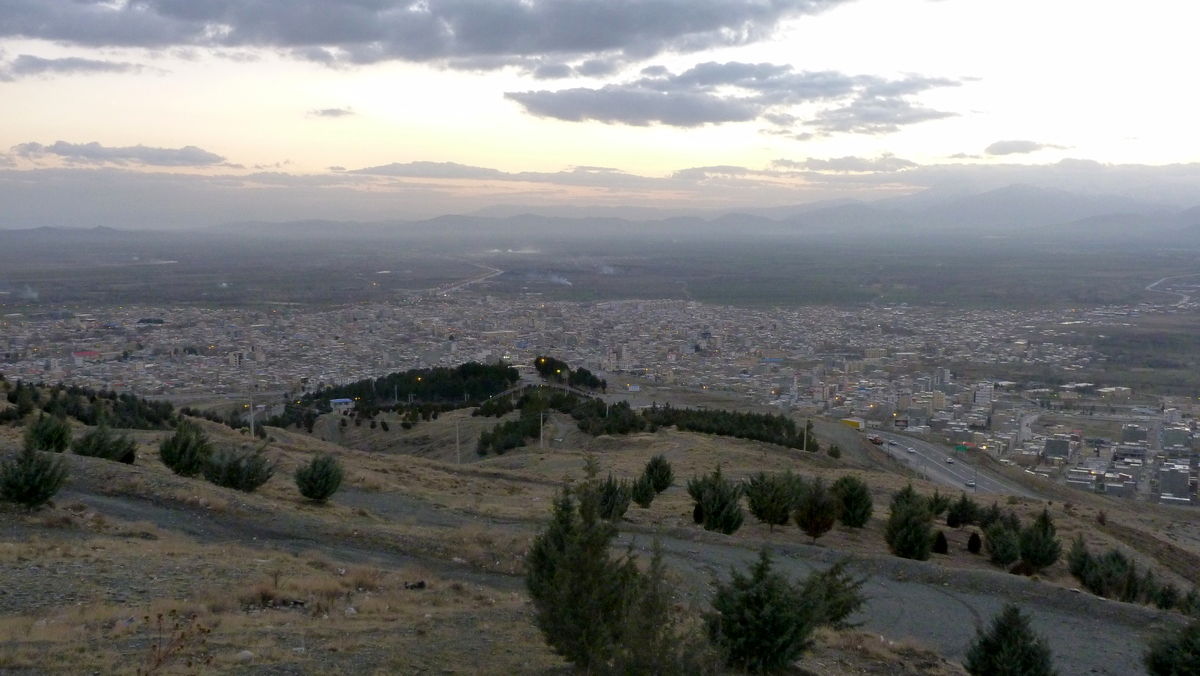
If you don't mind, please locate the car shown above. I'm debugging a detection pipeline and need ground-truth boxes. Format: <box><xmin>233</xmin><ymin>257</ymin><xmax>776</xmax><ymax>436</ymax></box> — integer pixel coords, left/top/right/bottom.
<box><xmin>945</xmin><ymin>457</ymin><xmax>954</xmax><ymax>464</ymax></box>
<box><xmin>966</xmin><ymin>480</ymin><xmax>977</xmax><ymax>488</ymax></box>
<box><xmin>888</xmin><ymin>440</ymin><xmax>898</xmax><ymax>446</ymax></box>
<box><xmin>906</xmin><ymin>446</ymin><xmax>916</xmax><ymax>454</ymax></box>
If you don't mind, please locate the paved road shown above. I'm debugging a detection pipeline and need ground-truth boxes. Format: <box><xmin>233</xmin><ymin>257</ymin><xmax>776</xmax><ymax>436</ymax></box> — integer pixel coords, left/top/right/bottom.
<box><xmin>875</xmin><ymin>431</ymin><xmax>1038</xmax><ymax>498</ymax></box>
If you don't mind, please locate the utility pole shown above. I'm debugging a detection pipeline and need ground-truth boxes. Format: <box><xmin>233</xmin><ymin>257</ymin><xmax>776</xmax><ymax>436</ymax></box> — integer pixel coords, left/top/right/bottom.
<box><xmin>540</xmin><ymin>410</ymin><xmax>545</xmax><ymax>449</ymax></box>
<box><xmin>248</xmin><ymin>393</ymin><xmax>255</xmax><ymax>438</ymax></box>
<box><xmin>455</xmin><ymin>419</ymin><xmax>460</xmax><ymax>464</ymax></box>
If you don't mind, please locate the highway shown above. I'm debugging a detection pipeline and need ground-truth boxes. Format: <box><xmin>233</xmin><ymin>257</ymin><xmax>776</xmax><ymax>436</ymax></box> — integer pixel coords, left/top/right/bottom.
<box><xmin>874</xmin><ymin>430</ymin><xmax>1038</xmax><ymax>499</ymax></box>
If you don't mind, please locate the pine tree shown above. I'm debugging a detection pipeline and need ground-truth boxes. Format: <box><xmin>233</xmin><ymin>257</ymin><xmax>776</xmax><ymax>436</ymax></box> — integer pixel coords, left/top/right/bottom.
<box><xmin>968</xmin><ymin>531</ymin><xmax>983</xmax><ymax>554</ymax></box>
<box><xmin>831</xmin><ymin>475</ymin><xmax>872</xmax><ymax>528</ymax></box>
<box><xmin>744</xmin><ymin>471</ymin><xmax>798</xmax><ymax>531</ymax></box>
<box><xmin>526</xmin><ymin>484</ymin><xmax>639</xmax><ymax>671</ymax></box>
<box><xmin>72</xmin><ymin>424</ymin><xmax>137</xmax><ymax>464</ymax></box>
<box><xmin>688</xmin><ymin>467</ymin><xmax>743</xmax><ymax>535</ymax></box>
<box><xmin>947</xmin><ymin>493</ymin><xmax>980</xmax><ymax>529</ymax></box>
<box><xmin>933</xmin><ymin>530</ymin><xmax>949</xmax><ymax>554</ymax></box>
<box><xmin>1146</xmin><ymin>620</ymin><xmax>1200</xmax><ymax>676</ymax></box>
<box><xmin>964</xmin><ymin>604</ymin><xmax>1057</xmax><ymax>676</ymax></box>
<box><xmin>203</xmin><ymin>446</ymin><xmax>274</xmax><ymax>492</ymax></box>
<box><xmin>0</xmin><ymin>447</ymin><xmax>68</xmax><ymax>510</ymax></box>
<box><xmin>706</xmin><ymin>549</ymin><xmax>819</xmax><ymax>673</ymax></box>
<box><xmin>799</xmin><ymin>559</ymin><xmax>867</xmax><ymax>630</ymax></box>
<box><xmin>630</xmin><ymin>473</ymin><xmax>655</xmax><ymax>508</ymax></box>
<box><xmin>886</xmin><ymin>486</ymin><xmax>933</xmax><ymax>560</ymax></box>
<box><xmin>985</xmin><ymin>524</ymin><xmax>1020</xmax><ymax>567</ymax></box>
<box><xmin>24</xmin><ymin>414</ymin><xmax>72</xmax><ymax>453</ymax></box>
<box><xmin>159</xmin><ymin>421</ymin><xmax>212</xmax><ymax>477</ymax></box>
<box><xmin>1066</xmin><ymin>534</ymin><xmax>1092</xmax><ymax>579</ymax></box>
<box><xmin>794</xmin><ymin>477</ymin><xmax>839</xmax><ymax>543</ymax></box>
<box><xmin>295</xmin><ymin>454</ymin><xmax>343</xmax><ymax>502</ymax></box>
<box><xmin>644</xmin><ymin>455</ymin><xmax>674</xmax><ymax>493</ymax></box>
<box><xmin>597</xmin><ymin>474</ymin><xmax>632</xmax><ymax>521</ymax></box>
<box><xmin>929</xmin><ymin>489</ymin><xmax>951</xmax><ymax>517</ymax></box>
<box><xmin>1019</xmin><ymin>509</ymin><xmax>1062</xmax><ymax>574</ymax></box>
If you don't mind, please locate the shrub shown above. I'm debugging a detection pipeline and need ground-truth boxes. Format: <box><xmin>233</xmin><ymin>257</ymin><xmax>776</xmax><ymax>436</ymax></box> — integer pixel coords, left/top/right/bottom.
<box><xmin>203</xmin><ymin>446</ymin><xmax>274</xmax><ymax>492</ymax></box>
<box><xmin>827</xmin><ymin>444</ymin><xmax>841</xmax><ymax>459</ymax></box>
<box><xmin>1019</xmin><ymin>509</ymin><xmax>1061</xmax><ymax>574</ymax></box>
<box><xmin>643</xmin><ymin>455</ymin><xmax>674</xmax><ymax>493</ymax></box>
<box><xmin>72</xmin><ymin>424</ymin><xmax>137</xmax><ymax>464</ymax></box>
<box><xmin>794</xmin><ymin>477</ymin><xmax>839</xmax><ymax>543</ymax></box>
<box><xmin>967</xmin><ymin>531</ymin><xmax>983</xmax><ymax>554</ymax></box>
<box><xmin>964</xmin><ymin>604</ymin><xmax>1057</xmax><ymax>676</ymax></box>
<box><xmin>933</xmin><ymin>530</ymin><xmax>949</xmax><ymax>554</ymax></box>
<box><xmin>744</xmin><ymin>471</ymin><xmax>799</xmax><ymax>531</ymax></box>
<box><xmin>688</xmin><ymin>467</ymin><xmax>743</xmax><ymax>535</ymax></box>
<box><xmin>1067</xmin><ymin>534</ymin><xmax>1091</xmax><ymax>579</ymax></box>
<box><xmin>946</xmin><ymin>493</ymin><xmax>980</xmax><ymax>529</ymax></box>
<box><xmin>1146</xmin><ymin>620</ymin><xmax>1200</xmax><ymax>676</ymax></box>
<box><xmin>929</xmin><ymin>489</ymin><xmax>951</xmax><ymax>517</ymax></box>
<box><xmin>985</xmin><ymin>524</ymin><xmax>1020</xmax><ymax>567</ymax></box>
<box><xmin>159</xmin><ymin>421</ymin><xmax>212</xmax><ymax>477</ymax></box>
<box><xmin>294</xmin><ymin>454</ymin><xmax>343</xmax><ymax>502</ymax></box>
<box><xmin>631</xmin><ymin>473</ymin><xmax>655</xmax><ymax>508</ymax></box>
<box><xmin>706</xmin><ymin>549</ymin><xmax>819</xmax><ymax>674</ymax></box>
<box><xmin>0</xmin><ymin>447</ymin><xmax>68</xmax><ymax>509</ymax></box>
<box><xmin>24</xmin><ymin>414</ymin><xmax>72</xmax><ymax>453</ymax></box>
<box><xmin>886</xmin><ymin>487</ymin><xmax>933</xmax><ymax>561</ymax></box>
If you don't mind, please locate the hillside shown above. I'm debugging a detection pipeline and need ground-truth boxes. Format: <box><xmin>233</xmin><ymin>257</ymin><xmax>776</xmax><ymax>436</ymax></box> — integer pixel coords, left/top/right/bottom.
<box><xmin>0</xmin><ymin>387</ymin><xmax>1194</xmax><ymax>673</ymax></box>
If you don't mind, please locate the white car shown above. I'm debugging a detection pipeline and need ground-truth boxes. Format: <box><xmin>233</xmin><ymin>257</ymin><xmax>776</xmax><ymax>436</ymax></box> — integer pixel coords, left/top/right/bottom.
<box><xmin>945</xmin><ymin>457</ymin><xmax>954</xmax><ymax>464</ymax></box>
<box><xmin>906</xmin><ymin>446</ymin><xmax>916</xmax><ymax>454</ymax></box>
<box><xmin>966</xmin><ymin>480</ymin><xmax>977</xmax><ymax>488</ymax></box>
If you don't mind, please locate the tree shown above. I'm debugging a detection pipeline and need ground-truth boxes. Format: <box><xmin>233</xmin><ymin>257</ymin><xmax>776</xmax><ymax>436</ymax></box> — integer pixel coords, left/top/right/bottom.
<box><xmin>295</xmin><ymin>454</ymin><xmax>343</xmax><ymax>502</ymax></box>
<box><xmin>929</xmin><ymin>489</ymin><xmax>951</xmax><ymax>517</ymax></box>
<box><xmin>794</xmin><ymin>477</ymin><xmax>839</xmax><ymax>543</ymax></box>
<box><xmin>1019</xmin><ymin>509</ymin><xmax>1062</xmax><ymax>574</ymax></box>
<box><xmin>933</xmin><ymin>530</ymin><xmax>949</xmax><ymax>554</ymax></box>
<box><xmin>597</xmin><ymin>474</ymin><xmax>632</xmax><ymax>521</ymax></box>
<box><xmin>1066</xmin><ymin>534</ymin><xmax>1091</xmax><ymax>579</ymax></box>
<box><xmin>72</xmin><ymin>424</ymin><xmax>137</xmax><ymax>464</ymax></box>
<box><xmin>831</xmin><ymin>475</ymin><xmax>872</xmax><ymax>528</ymax></box>
<box><xmin>985</xmin><ymin>524</ymin><xmax>1020</xmax><ymax>567</ymax></box>
<box><xmin>798</xmin><ymin>559</ymin><xmax>867</xmax><ymax>630</ymax></box>
<box><xmin>968</xmin><ymin>531</ymin><xmax>983</xmax><ymax>554</ymax></box>
<box><xmin>630</xmin><ymin>473</ymin><xmax>655</xmax><ymax>508</ymax></box>
<box><xmin>947</xmin><ymin>493</ymin><xmax>980</xmax><ymax>529</ymax></box>
<box><xmin>526</xmin><ymin>484</ymin><xmax>638</xmax><ymax>671</ymax></box>
<box><xmin>24</xmin><ymin>414</ymin><xmax>71</xmax><ymax>453</ymax></box>
<box><xmin>1145</xmin><ymin>620</ymin><xmax>1200</xmax><ymax>675</ymax></box>
<box><xmin>643</xmin><ymin>454</ymin><xmax>674</xmax><ymax>493</ymax></box>
<box><xmin>688</xmin><ymin>467</ymin><xmax>744</xmax><ymax>535</ymax></box>
<box><xmin>0</xmin><ymin>447</ymin><xmax>68</xmax><ymax>510</ymax></box>
<box><xmin>885</xmin><ymin>486</ymin><xmax>933</xmax><ymax>560</ymax></box>
<box><xmin>964</xmin><ymin>604</ymin><xmax>1057</xmax><ymax>676</ymax></box>
<box><xmin>744</xmin><ymin>471</ymin><xmax>798</xmax><ymax>531</ymax></box>
<box><xmin>159</xmin><ymin>421</ymin><xmax>212</xmax><ymax>477</ymax></box>
<box><xmin>706</xmin><ymin>549</ymin><xmax>820</xmax><ymax>674</ymax></box>
<box><xmin>203</xmin><ymin>446</ymin><xmax>274</xmax><ymax>492</ymax></box>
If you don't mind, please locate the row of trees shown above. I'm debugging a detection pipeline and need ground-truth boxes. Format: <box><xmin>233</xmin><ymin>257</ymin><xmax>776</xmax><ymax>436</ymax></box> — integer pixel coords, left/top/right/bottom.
<box><xmin>533</xmin><ymin>356</ymin><xmax>606</xmax><ymax>391</ymax></box>
<box><xmin>1068</xmin><ymin>536</ymin><xmax>1200</xmax><ymax>613</ymax></box>
<box><xmin>2</xmin><ymin>380</ymin><xmax>175</xmax><ymax>430</ymax></box>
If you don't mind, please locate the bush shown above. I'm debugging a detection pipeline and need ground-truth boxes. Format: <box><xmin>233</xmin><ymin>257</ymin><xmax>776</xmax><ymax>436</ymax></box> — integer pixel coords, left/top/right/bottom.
<box><xmin>72</xmin><ymin>424</ymin><xmax>137</xmax><ymax>464</ymax></box>
<box><xmin>24</xmin><ymin>414</ymin><xmax>71</xmax><ymax>453</ymax></box>
<box><xmin>159</xmin><ymin>421</ymin><xmax>212</xmax><ymax>477</ymax></box>
<box><xmin>597</xmin><ymin>474</ymin><xmax>632</xmax><ymax>521</ymax></box>
<box><xmin>706</xmin><ymin>550</ymin><xmax>819</xmax><ymax>673</ymax></box>
<box><xmin>964</xmin><ymin>604</ymin><xmax>1057</xmax><ymax>676</ymax></box>
<box><xmin>644</xmin><ymin>455</ymin><xmax>674</xmax><ymax>493</ymax></box>
<box><xmin>946</xmin><ymin>493</ymin><xmax>980</xmax><ymax>529</ymax></box>
<box><xmin>294</xmin><ymin>454</ymin><xmax>343</xmax><ymax>502</ymax></box>
<box><xmin>1067</xmin><ymin>534</ymin><xmax>1091</xmax><ymax>579</ymax></box>
<box><xmin>886</xmin><ymin>487</ymin><xmax>933</xmax><ymax>561</ymax></box>
<box><xmin>744</xmin><ymin>471</ymin><xmax>799</xmax><ymax>531</ymax></box>
<box><xmin>631</xmin><ymin>473</ymin><xmax>655</xmax><ymax>508</ymax></box>
<box><xmin>985</xmin><ymin>524</ymin><xmax>1020</xmax><ymax>567</ymax></box>
<box><xmin>688</xmin><ymin>467</ymin><xmax>744</xmax><ymax>535</ymax></box>
<box><xmin>203</xmin><ymin>446</ymin><xmax>274</xmax><ymax>492</ymax></box>
<box><xmin>0</xmin><ymin>447</ymin><xmax>68</xmax><ymax>509</ymax></box>
<box><xmin>827</xmin><ymin>444</ymin><xmax>841</xmax><ymax>459</ymax></box>
<box><xmin>933</xmin><ymin>530</ymin><xmax>949</xmax><ymax>554</ymax></box>
<box><xmin>968</xmin><ymin>531</ymin><xmax>983</xmax><ymax>554</ymax></box>
<box><xmin>831</xmin><ymin>475</ymin><xmax>872</xmax><ymax>528</ymax></box>
<box><xmin>794</xmin><ymin>477</ymin><xmax>839</xmax><ymax>543</ymax></box>
<box><xmin>1019</xmin><ymin>509</ymin><xmax>1061</xmax><ymax>574</ymax></box>
<box><xmin>929</xmin><ymin>489</ymin><xmax>951</xmax><ymax>517</ymax></box>
<box><xmin>1146</xmin><ymin>620</ymin><xmax>1200</xmax><ymax>675</ymax></box>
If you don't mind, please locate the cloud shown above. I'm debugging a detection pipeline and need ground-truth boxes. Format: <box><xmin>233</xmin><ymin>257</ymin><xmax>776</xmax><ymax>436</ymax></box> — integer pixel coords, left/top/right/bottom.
<box><xmin>351</xmin><ymin>161</ymin><xmax>673</xmax><ymax>191</ymax></box>
<box><xmin>984</xmin><ymin>140</ymin><xmax>1068</xmax><ymax>156</ymax></box>
<box><xmin>12</xmin><ymin>141</ymin><xmax>226</xmax><ymax>167</ymax></box>
<box><xmin>776</xmin><ymin>154</ymin><xmax>918</xmax><ymax>172</ymax></box>
<box><xmin>506</xmin><ymin>61</ymin><xmax>957</xmax><ymax>131</ymax></box>
<box><xmin>308</xmin><ymin>107</ymin><xmax>355</xmax><ymax>118</ymax></box>
<box><xmin>0</xmin><ymin>154</ymin><xmax>13</xmax><ymax>168</ymax></box>
<box><xmin>0</xmin><ymin>54</ymin><xmax>146</xmax><ymax>81</ymax></box>
<box><xmin>0</xmin><ymin>0</ymin><xmax>849</xmax><ymax>70</ymax></box>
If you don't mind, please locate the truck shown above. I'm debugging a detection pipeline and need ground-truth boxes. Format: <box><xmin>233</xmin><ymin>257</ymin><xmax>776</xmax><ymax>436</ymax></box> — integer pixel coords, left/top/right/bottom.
<box><xmin>867</xmin><ymin>434</ymin><xmax>884</xmax><ymax>445</ymax></box>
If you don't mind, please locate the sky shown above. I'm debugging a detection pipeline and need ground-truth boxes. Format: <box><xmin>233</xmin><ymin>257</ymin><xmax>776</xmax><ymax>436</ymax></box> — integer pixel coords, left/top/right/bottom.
<box><xmin>2</xmin><ymin>0</ymin><xmax>1200</xmax><ymax>227</ymax></box>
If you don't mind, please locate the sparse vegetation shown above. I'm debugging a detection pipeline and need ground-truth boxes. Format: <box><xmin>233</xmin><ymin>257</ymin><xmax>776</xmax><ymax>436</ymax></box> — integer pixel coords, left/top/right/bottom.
<box><xmin>24</xmin><ymin>413</ymin><xmax>72</xmax><ymax>453</ymax></box>
<box><xmin>203</xmin><ymin>446</ymin><xmax>274</xmax><ymax>493</ymax></box>
<box><xmin>72</xmin><ymin>424</ymin><xmax>137</xmax><ymax>464</ymax></box>
<box><xmin>159</xmin><ymin>421</ymin><xmax>212</xmax><ymax>477</ymax></box>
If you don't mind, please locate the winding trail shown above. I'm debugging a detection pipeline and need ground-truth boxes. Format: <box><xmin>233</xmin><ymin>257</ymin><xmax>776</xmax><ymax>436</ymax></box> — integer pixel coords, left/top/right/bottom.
<box><xmin>1144</xmin><ymin>273</ymin><xmax>1200</xmax><ymax>306</ymax></box>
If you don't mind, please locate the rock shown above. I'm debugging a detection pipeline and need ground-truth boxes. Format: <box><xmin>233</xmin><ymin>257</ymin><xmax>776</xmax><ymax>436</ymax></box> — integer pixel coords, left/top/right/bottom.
<box><xmin>344</xmin><ymin>607</ymin><xmax>357</xmax><ymax>616</ymax></box>
<box><xmin>234</xmin><ymin>650</ymin><xmax>255</xmax><ymax>663</ymax></box>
